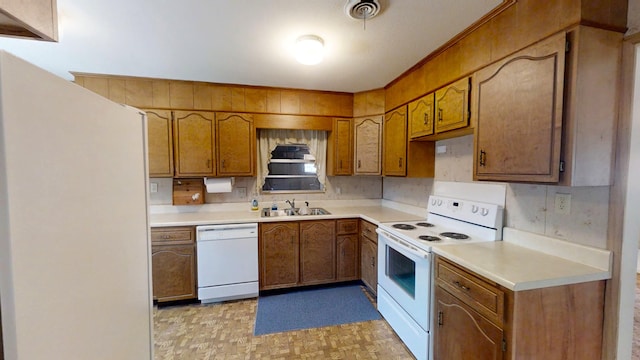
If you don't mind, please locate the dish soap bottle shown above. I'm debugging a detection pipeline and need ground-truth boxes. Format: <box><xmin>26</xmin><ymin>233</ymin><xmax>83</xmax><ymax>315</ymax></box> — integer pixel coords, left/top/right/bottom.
<box><xmin>271</xmin><ymin>202</ymin><xmax>278</xmax><ymax>210</ymax></box>
<box><xmin>251</xmin><ymin>199</ymin><xmax>259</xmax><ymax>211</ymax></box>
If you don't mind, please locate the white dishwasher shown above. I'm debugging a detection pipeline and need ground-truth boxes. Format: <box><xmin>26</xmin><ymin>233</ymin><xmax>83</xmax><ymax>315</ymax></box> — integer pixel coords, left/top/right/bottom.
<box><xmin>196</xmin><ymin>223</ymin><xmax>258</xmax><ymax>303</ymax></box>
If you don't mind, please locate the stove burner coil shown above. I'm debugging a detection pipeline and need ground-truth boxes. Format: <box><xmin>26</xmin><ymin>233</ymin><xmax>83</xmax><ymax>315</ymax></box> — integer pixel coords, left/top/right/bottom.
<box><xmin>440</xmin><ymin>232</ymin><xmax>470</xmax><ymax>240</ymax></box>
<box><xmin>416</xmin><ymin>222</ymin><xmax>434</xmax><ymax>227</ymax></box>
<box><xmin>392</xmin><ymin>224</ymin><xmax>416</xmax><ymax>230</ymax></box>
<box><xmin>419</xmin><ymin>235</ymin><xmax>440</xmax><ymax>242</ymax></box>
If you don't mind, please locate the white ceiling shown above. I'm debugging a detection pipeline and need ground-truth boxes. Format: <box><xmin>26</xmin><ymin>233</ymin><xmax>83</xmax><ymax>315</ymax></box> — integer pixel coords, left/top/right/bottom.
<box><xmin>0</xmin><ymin>0</ymin><xmax>502</xmax><ymax>93</ymax></box>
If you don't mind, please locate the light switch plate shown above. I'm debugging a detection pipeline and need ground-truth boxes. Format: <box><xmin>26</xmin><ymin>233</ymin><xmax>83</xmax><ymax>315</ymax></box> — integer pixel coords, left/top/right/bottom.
<box><xmin>150</xmin><ymin>182</ymin><xmax>158</xmax><ymax>193</ymax></box>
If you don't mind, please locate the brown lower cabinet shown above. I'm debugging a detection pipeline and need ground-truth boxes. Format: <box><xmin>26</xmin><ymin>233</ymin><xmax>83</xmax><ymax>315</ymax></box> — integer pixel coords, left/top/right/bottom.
<box><xmin>434</xmin><ymin>255</ymin><xmax>605</xmax><ymax>360</ymax></box>
<box><xmin>259</xmin><ymin>222</ymin><xmax>300</xmax><ymax>290</ymax></box>
<box><xmin>359</xmin><ymin>220</ymin><xmax>378</xmax><ymax>294</ymax></box>
<box><xmin>336</xmin><ymin>219</ymin><xmax>359</xmax><ymax>281</ymax></box>
<box><xmin>259</xmin><ymin>219</ymin><xmax>360</xmax><ymax>291</ymax></box>
<box><xmin>300</xmin><ymin>220</ymin><xmax>336</xmax><ymax>284</ymax></box>
<box><xmin>151</xmin><ymin>226</ymin><xmax>197</xmax><ymax>302</ymax></box>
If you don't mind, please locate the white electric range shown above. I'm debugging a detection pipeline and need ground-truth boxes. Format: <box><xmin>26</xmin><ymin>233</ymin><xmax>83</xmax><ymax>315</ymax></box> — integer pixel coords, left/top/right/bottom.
<box><xmin>376</xmin><ymin>194</ymin><xmax>504</xmax><ymax>360</ymax></box>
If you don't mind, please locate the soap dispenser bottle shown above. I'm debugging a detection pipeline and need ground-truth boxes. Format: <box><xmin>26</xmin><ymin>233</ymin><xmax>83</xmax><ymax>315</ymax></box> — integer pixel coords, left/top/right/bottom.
<box><xmin>251</xmin><ymin>198</ymin><xmax>259</xmax><ymax>211</ymax></box>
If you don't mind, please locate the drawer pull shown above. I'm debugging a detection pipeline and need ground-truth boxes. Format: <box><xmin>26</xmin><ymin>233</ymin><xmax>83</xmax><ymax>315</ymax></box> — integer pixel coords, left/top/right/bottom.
<box><xmin>454</xmin><ymin>281</ymin><xmax>470</xmax><ymax>291</ymax></box>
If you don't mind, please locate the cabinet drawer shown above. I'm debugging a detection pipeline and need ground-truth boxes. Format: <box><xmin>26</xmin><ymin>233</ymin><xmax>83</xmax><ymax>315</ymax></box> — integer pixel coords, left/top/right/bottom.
<box><xmin>360</xmin><ymin>220</ymin><xmax>377</xmax><ymax>243</ymax></box>
<box><xmin>435</xmin><ymin>256</ymin><xmax>504</xmax><ymax>326</ymax></box>
<box><xmin>151</xmin><ymin>226</ymin><xmax>195</xmax><ymax>244</ymax></box>
<box><xmin>337</xmin><ymin>219</ymin><xmax>358</xmax><ymax>235</ymax></box>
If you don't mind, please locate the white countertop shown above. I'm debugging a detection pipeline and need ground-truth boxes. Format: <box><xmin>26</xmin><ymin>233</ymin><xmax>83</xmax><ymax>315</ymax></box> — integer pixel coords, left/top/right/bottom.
<box><xmin>149</xmin><ymin>200</ymin><xmax>425</xmax><ymax>227</ymax></box>
<box><xmin>150</xmin><ymin>201</ymin><xmax>612</xmax><ymax>292</ymax></box>
<box><xmin>432</xmin><ymin>227</ymin><xmax>612</xmax><ymax>291</ymax></box>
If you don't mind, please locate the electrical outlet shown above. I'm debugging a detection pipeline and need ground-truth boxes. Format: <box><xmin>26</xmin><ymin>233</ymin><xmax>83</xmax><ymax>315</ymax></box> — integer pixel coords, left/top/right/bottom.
<box><xmin>150</xmin><ymin>182</ymin><xmax>158</xmax><ymax>193</ymax></box>
<box><xmin>236</xmin><ymin>187</ymin><xmax>247</xmax><ymax>198</ymax></box>
<box><xmin>555</xmin><ymin>193</ymin><xmax>571</xmax><ymax>215</ymax></box>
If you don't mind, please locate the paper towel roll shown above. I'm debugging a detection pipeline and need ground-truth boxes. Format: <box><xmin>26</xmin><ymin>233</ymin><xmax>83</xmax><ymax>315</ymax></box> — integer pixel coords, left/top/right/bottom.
<box><xmin>204</xmin><ymin>177</ymin><xmax>233</xmax><ymax>193</ymax></box>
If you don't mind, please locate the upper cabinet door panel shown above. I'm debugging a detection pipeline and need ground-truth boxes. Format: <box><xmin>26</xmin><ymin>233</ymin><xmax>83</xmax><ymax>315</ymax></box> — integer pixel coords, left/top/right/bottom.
<box><xmin>173</xmin><ymin>110</ymin><xmax>216</xmax><ymax>177</ymax></box>
<box><xmin>353</xmin><ymin>116</ymin><xmax>383</xmax><ymax>175</ymax></box>
<box><xmin>328</xmin><ymin>118</ymin><xmax>353</xmax><ymax>176</ymax></box>
<box><xmin>408</xmin><ymin>93</ymin><xmax>435</xmax><ymax>138</ymax></box>
<box><xmin>216</xmin><ymin>112</ymin><xmax>255</xmax><ymax>176</ymax></box>
<box><xmin>144</xmin><ymin>109</ymin><xmax>174</xmax><ymax>177</ymax></box>
<box><xmin>474</xmin><ymin>33</ymin><xmax>566</xmax><ymax>183</ymax></box>
<box><xmin>383</xmin><ymin>107</ymin><xmax>407</xmax><ymax>176</ymax></box>
<box><xmin>435</xmin><ymin>77</ymin><xmax>470</xmax><ymax>133</ymax></box>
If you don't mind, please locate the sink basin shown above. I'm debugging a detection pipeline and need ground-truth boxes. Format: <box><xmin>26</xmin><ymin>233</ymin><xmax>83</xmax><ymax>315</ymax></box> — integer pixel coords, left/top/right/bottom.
<box><xmin>307</xmin><ymin>207</ymin><xmax>330</xmax><ymax>215</ymax></box>
<box><xmin>260</xmin><ymin>207</ymin><xmax>331</xmax><ymax>217</ymax></box>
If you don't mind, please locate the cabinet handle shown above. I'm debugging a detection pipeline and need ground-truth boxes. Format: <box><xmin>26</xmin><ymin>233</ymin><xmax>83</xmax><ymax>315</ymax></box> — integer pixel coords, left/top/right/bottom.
<box><xmin>398</xmin><ymin>157</ymin><xmax>403</xmax><ymax>168</ymax></box>
<box><xmin>479</xmin><ymin>150</ymin><xmax>487</xmax><ymax>167</ymax></box>
<box><xmin>358</xmin><ymin>159</ymin><xmax>361</xmax><ymax>169</ymax></box>
<box><xmin>424</xmin><ymin>112</ymin><xmax>429</xmax><ymax>125</ymax></box>
<box><xmin>291</xmin><ymin>236</ymin><xmax>294</xmax><ymax>246</ymax></box>
<box><xmin>207</xmin><ymin>159</ymin><xmax>211</xmax><ymax>169</ymax></box>
<box><xmin>438</xmin><ymin>108</ymin><xmax>443</xmax><ymax>122</ymax></box>
<box><xmin>454</xmin><ymin>280</ymin><xmax>470</xmax><ymax>291</ymax></box>
<box><xmin>222</xmin><ymin>159</ymin><xmax>225</xmax><ymax>169</ymax></box>
<box><xmin>371</xmin><ymin>256</ymin><xmax>375</xmax><ymax>267</ymax></box>
<box><xmin>340</xmin><ymin>159</ymin><xmax>343</xmax><ymax>169</ymax></box>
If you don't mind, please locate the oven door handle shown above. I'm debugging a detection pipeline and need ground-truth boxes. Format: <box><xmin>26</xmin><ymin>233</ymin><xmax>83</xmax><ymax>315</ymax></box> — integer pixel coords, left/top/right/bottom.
<box><xmin>380</xmin><ymin>230</ymin><xmax>430</xmax><ymax>260</ymax></box>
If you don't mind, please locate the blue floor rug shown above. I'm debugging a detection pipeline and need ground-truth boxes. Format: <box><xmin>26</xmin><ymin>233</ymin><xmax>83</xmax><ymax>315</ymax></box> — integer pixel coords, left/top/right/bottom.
<box><xmin>254</xmin><ymin>285</ymin><xmax>381</xmax><ymax>335</ymax></box>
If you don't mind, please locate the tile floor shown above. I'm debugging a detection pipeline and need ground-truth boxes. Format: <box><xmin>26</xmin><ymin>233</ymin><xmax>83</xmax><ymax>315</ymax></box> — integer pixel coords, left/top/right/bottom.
<box><xmin>153</xmin><ymin>287</ymin><xmax>414</xmax><ymax>360</ymax></box>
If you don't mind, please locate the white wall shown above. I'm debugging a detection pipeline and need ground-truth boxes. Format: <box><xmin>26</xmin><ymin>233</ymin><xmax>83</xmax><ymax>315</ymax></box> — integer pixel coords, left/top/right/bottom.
<box><xmin>149</xmin><ymin>175</ymin><xmax>383</xmax><ymax>205</ymax></box>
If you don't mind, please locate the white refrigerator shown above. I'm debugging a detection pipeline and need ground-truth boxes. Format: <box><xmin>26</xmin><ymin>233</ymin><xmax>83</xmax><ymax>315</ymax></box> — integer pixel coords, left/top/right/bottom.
<box><xmin>0</xmin><ymin>51</ymin><xmax>153</xmax><ymax>359</ymax></box>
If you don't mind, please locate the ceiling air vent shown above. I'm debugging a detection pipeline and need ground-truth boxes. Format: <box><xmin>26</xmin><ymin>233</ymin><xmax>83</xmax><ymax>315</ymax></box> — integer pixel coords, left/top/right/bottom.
<box><xmin>344</xmin><ymin>0</ymin><xmax>381</xmax><ymax>20</ymax></box>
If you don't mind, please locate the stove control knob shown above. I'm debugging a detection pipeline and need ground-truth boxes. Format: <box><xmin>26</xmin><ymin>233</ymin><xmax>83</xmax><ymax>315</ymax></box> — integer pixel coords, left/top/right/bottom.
<box><xmin>471</xmin><ymin>205</ymin><xmax>479</xmax><ymax>213</ymax></box>
<box><xmin>431</xmin><ymin>198</ymin><xmax>437</xmax><ymax>206</ymax></box>
<box><xmin>437</xmin><ymin>199</ymin><xmax>443</xmax><ymax>206</ymax></box>
<box><xmin>481</xmin><ymin>208</ymin><xmax>490</xmax><ymax>216</ymax></box>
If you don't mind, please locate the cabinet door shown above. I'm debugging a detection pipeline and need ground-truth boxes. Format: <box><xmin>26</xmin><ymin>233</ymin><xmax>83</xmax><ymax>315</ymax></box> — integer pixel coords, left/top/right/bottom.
<box><xmin>360</xmin><ymin>236</ymin><xmax>377</xmax><ymax>294</ymax></box>
<box><xmin>336</xmin><ymin>234</ymin><xmax>359</xmax><ymax>281</ymax></box>
<box><xmin>300</xmin><ymin>220</ymin><xmax>336</xmax><ymax>285</ymax></box>
<box><xmin>216</xmin><ymin>112</ymin><xmax>255</xmax><ymax>176</ymax></box>
<box><xmin>434</xmin><ymin>286</ymin><xmax>504</xmax><ymax>360</ymax></box>
<box><xmin>144</xmin><ymin>109</ymin><xmax>174</xmax><ymax>177</ymax></box>
<box><xmin>408</xmin><ymin>93</ymin><xmax>435</xmax><ymax>138</ymax></box>
<box><xmin>435</xmin><ymin>77</ymin><xmax>470</xmax><ymax>133</ymax></box>
<box><xmin>151</xmin><ymin>244</ymin><xmax>197</xmax><ymax>302</ymax></box>
<box><xmin>259</xmin><ymin>222</ymin><xmax>299</xmax><ymax>290</ymax></box>
<box><xmin>383</xmin><ymin>107</ymin><xmax>407</xmax><ymax>176</ymax></box>
<box><xmin>328</xmin><ymin>118</ymin><xmax>353</xmax><ymax>175</ymax></box>
<box><xmin>353</xmin><ymin>116</ymin><xmax>383</xmax><ymax>175</ymax></box>
<box><xmin>474</xmin><ymin>33</ymin><xmax>566</xmax><ymax>183</ymax></box>
<box><xmin>173</xmin><ymin>111</ymin><xmax>216</xmax><ymax>177</ymax></box>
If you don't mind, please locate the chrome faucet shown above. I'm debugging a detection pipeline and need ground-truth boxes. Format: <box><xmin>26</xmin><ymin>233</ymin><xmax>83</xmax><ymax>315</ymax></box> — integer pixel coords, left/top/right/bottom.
<box><xmin>285</xmin><ymin>199</ymin><xmax>295</xmax><ymax>209</ymax></box>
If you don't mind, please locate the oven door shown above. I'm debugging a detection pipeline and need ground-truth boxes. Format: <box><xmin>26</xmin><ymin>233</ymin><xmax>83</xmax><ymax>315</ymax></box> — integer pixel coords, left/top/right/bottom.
<box><xmin>377</xmin><ymin>230</ymin><xmax>431</xmax><ymax>331</ymax></box>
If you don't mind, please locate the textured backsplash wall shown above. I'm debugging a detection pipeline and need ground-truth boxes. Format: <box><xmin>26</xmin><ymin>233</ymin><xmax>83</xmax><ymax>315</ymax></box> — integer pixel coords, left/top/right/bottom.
<box><xmin>382</xmin><ymin>134</ymin><xmax>609</xmax><ymax>249</ymax></box>
<box><xmin>149</xmin><ymin>175</ymin><xmax>383</xmax><ymax>206</ymax></box>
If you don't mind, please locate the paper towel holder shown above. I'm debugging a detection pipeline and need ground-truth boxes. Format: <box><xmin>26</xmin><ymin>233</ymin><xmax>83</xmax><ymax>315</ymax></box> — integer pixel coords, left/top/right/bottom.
<box><xmin>203</xmin><ymin>177</ymin><xmax>235</xmax><ymax>193</ymax></box>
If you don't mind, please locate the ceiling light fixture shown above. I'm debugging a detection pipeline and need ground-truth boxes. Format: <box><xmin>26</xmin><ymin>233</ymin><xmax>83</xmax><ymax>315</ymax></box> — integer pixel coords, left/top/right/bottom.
<box><xmin>294</xmin><ymin>35</ymin><xmax>324</xmax><ymax>65</ymax></box>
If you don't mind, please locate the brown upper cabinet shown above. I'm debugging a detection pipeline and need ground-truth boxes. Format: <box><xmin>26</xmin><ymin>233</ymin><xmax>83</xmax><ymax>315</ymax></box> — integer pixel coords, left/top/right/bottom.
<box><xmin>215</xmin><ymin>112</ymin><xmax>255</xmax><ymax>176</ymax></box>
<box><xmin>408</xmin><ymin>92</ymin><xmax>435</xmax><ymax>139</ymax></box>
<box><xmin>384</xmin><ymin>106</ymin><xmax>435</xmax><ymax>178</ymax></box>
<box><xmin>173</xmin><ymin>111</ymin><xmax>216</xmax><ymax>177</ymax></box>
<box><xmin>353</xmin><ymin>116</ymin><xmax>383</xmax><ymax>176</ymax></box>
<box><xmin>0</xmin><ymin>0</ymin><xmax>58</xmax><ymax>41</ymax></box>
<box><xmin>327</xmin><ymin>118</ymin><xmax>353</xmax><ymax>176</ymax></box>
<box><xmin>145</xmin><ymin>109</ymin><xmax>174</xmax><ymax>177</ymax></box>
<box><xmin>473</xmin><ymin>26</ymin><xmax>621</xmax><ymax>185</ymax></box>
<box><xmin>435</xmin><ymin>77</ymin><xmax>471</xmax><ymax>133</ymax></box>
<box><xmin>383</xmin><ymin>107</ymin><xmax>407</xmax><ymax>176</ymax></box>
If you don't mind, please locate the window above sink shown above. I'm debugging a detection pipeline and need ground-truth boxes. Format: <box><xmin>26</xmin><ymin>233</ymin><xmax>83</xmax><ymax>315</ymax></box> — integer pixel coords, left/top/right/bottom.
<box><xmin>257</xmin><ymin>130</ymin><xmax>327</xmax><ymax>194</ymax></box>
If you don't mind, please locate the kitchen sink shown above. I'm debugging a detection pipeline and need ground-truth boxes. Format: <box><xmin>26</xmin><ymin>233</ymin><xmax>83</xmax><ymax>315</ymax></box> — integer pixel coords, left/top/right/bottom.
<box><xmin>261</xmin><ymin>207</ymin><xmax>331</xmax><ymax>217</ymax></box>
